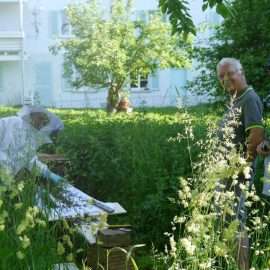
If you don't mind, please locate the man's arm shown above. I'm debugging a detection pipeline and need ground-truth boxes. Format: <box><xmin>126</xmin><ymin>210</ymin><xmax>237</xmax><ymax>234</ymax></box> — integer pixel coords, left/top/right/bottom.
<box><xmin>246</xmin><ymin>127</ymin><xmax>264</xmax><ymax>161</ymax></box>
<box><xmin>29</xmin><ymin>156</ymin><xmax>64</xmax><ymax>184</ymax></box>
<box><xmin>243</xmin><ymin>94</ymin><xmax>264</xmax><ymax>160</ymax></box>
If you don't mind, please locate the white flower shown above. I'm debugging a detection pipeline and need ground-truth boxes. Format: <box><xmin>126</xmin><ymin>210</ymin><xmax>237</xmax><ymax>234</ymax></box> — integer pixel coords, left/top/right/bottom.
<box><xmin>187</xmin><ymin>223</ymin><xmax>200</xmax><ymax>234</ymax></box>
<box><xmin>169</xmin><ymin>236</ymin><xmax>177</xmax><ymax>257</ymax></box>
<box><xmin>173</xmin><ymin>216</ymin><xmax>186</xmax><ymax>224</ymax></box>
<box><xmin>16</xmin><ymin>251</ymin><xmax>25</xmax><ymax>260</ymax></box>
<box><xmin>199</xmin><ymin>260</ymin><xmax>212</xmax><ymax>269</ymax></box>
<box><xmin>19</xmin><ymin>235</ymin><xmax>30</xmax><ymax>249</ymax></box>
<box><xmin>238</xmin><ymin>157</ymin><xmax>246</xmax><ymax>165</ymax></box>
<box><xmin>181</xmin><ymin>237</ymin><xmax>196</xmax><ymax>256</ymax></box>
<box><xmin>243</xmin><ymin>166</ymin><xmax>251</xmax><ymax>179</ymax></box>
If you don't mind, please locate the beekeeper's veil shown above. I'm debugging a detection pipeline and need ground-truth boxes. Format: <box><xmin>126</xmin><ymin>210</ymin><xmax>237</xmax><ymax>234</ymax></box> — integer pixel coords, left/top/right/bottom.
<box><xmin>17</xmin><ymin>105</ymin><xmax>64</xmax><ymax>140</ymax></box>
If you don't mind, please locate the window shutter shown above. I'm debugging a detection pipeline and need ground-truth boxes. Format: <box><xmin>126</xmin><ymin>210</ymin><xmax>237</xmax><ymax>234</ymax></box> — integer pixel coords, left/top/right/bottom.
<box><xmin>48</xmin><ymin>11</ymin><xmax>59</xmax><ymax>37</ymax></box>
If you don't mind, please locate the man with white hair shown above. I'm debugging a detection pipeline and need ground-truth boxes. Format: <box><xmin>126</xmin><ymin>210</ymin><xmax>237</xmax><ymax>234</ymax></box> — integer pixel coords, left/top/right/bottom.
<box><xmin>0</xmin><ymin>105</ymin><xmax>64</xmax><ymax>183</ymax></box>
<box><xmin>217</xmin><ymin>57</ymin><xmax>264</xmax><ymax>158</ymax></box>
<box><xmin>217</xmin><ymin>57</ymin><xmax>264</xmax><ymax>270</ymax></box>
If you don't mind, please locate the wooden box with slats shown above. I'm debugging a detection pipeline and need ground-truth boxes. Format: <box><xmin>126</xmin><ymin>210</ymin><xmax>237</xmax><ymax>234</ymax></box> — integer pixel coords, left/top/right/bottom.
<box><xmin>87</xmin><ymin>228</ymin><xmax>134</xmax><ymax>270</ymax></box>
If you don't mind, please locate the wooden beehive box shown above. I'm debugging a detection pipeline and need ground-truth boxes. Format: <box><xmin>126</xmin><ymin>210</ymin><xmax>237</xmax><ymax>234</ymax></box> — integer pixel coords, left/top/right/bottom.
<box><xmin>87</xmin><ymin>228</ymin><xmax>134</xmax><ymax>270</ymax></box>
<box><xmin>38</xmin><ymin>153</ymin><xmax>70</xmax><ymax>175</ymax></box>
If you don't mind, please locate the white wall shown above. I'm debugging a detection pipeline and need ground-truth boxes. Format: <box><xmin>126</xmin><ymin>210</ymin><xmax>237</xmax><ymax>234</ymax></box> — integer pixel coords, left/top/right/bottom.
<box><xmin>0</xmin><ymin>0</ymin><xmax>220</xmax><ymax>108</ymax></box>
<box><xmin>0</xmin><ymin>62</ymin><xmax>22</xmax><ymax>105</ymax></box>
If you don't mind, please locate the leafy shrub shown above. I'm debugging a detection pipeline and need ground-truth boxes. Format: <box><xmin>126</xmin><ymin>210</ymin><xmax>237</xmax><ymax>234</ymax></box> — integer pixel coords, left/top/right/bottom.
<box><xmin>189</xmin><ymin>0</ymin><xmax>270</xmax><ymax>100</ymax></box>
<box><xmin>52</xmin><ymin>106</ymin><xmax>221</xmax><ymax>248</ymax></box>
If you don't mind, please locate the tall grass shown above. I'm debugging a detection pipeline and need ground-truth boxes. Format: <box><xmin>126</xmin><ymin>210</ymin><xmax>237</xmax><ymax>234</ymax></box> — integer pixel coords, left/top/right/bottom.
<box><xmin>159</xmin><ymin>107</ymin><xmax>270</xmax><ymax>270</ymax></box>
<box><xmin>0</xmin><ymin>170</ymin><xmax>62</xmax><ymax>269</ymax></box>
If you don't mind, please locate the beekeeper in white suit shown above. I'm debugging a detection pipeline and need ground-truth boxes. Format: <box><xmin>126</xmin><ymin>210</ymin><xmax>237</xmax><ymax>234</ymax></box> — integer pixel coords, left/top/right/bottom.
<box><xmin>0</xmin><ymin>105</ymin><xmax>64</xmax><ymax>183</ymax></box>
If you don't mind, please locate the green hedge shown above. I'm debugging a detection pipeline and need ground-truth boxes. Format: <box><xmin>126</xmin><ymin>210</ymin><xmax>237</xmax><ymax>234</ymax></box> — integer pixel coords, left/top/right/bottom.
<box><xmin>53</xmin><ymin>106</ymin><xmax>221</xmax><ymax>247</ymax></box>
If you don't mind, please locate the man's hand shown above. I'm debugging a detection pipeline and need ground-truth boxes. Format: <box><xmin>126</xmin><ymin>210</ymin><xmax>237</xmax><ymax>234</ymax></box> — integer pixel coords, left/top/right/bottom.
<box><xmin>257</xmin><ymin>140</ymin><xmax>270</xmax><ymax>156</ymax></box>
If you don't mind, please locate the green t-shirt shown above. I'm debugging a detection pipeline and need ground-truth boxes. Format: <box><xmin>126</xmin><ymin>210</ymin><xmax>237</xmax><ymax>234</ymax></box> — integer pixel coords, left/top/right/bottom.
<box><xmin>219</xmin><ymin>86</ymin><xmax>264</xmax><ymax>150</ymax></box>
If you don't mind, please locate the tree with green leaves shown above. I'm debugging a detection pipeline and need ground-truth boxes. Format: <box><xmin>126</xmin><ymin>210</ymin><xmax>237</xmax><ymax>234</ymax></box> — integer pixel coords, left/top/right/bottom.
<box><xmin>158</xmin><ymin>0</ymin><xmax>232</xmax><ymax>36</ymax></box>
<box><xmin>187</xmin><ymin>0</ymin><xmax>270</xmax><ymax>100</ymax></box>
<box><xmin>52</xmin><ymin>0</ymin><xmax>192</xmax><ymax>112</ymax></box>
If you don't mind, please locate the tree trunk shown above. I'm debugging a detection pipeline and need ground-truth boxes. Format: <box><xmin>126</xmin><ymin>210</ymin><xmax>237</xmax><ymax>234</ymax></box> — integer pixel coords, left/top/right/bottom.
<box><xmin>106</xmin><ymin>85</ymin><xmax>120</xmax><ymax>113</ymax></box>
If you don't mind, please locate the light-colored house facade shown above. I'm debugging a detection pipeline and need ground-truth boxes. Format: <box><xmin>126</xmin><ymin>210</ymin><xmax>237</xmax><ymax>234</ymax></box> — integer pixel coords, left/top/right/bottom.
<box><xmin>0</xmin><ymin>0</ymin><xmax>221</xmax><ymax>108</ymax></box>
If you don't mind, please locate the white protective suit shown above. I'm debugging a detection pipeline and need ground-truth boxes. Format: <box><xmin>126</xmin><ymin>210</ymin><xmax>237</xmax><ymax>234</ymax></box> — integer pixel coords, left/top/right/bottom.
<box><xmin>0</xmin><ymin>106</ymin><xmax>64</xmax><ymax>177</ymax></box>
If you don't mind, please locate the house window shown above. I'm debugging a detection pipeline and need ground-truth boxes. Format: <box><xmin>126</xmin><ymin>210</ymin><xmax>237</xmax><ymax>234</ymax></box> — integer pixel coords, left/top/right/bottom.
<box><xmin>49</xmin><ymin>10</ymin><xmax>72</xmax><ymax>38</ymax></box>
<box><xmin>130</xmin><ymin>72</ymin><xmax>159</xmax><ymax>91</ymax></box>
<box><xmin>0</xmin><ymin>65</ymin><xmax>3</xmax><ymax>92</ymax></box>
<box><xmin>131</xmin><ymin>73</ymin><xmax>149</xmax><ymax>90</ymax></box>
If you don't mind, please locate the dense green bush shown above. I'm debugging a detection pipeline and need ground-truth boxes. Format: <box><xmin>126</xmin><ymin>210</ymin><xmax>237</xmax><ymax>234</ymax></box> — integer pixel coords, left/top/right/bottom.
<box><xmin>52</xmin><ymin>106</ymin><xmax>221</xmax><ymax>248</ymax></box>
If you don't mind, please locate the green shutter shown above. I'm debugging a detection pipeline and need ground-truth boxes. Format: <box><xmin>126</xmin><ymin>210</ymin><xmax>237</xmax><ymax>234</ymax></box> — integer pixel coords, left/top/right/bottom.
<box><xmin>49</xmin><ymin>11</ymin><xmax>59</xmax><ymax>37</ymax></box>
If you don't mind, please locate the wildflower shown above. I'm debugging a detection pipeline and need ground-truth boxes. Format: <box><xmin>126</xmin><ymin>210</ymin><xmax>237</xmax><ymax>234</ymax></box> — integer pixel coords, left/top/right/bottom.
<box><xmin>57</xmin><ymin>242</ymin><xmax>65</xmax><ymax>256</ymax></box>
<box><xmin>199</xmin><ymin>260</ymin><xmax>212</xmax><ymax>269</ymax></box>
<box><xmin>173</xmin><ymin>216</ymin><xmax>186</xmax><ymax>224</ymax></box>
<box><xmin>244</xmin><ymin>201</ymin><xmax>252</xmax><ymax>207</ymax></box>
<box><xmin>66</xmin><ymin>253</ymin><xmax>74</xmax><ymax>262</ymax></box>
<box><xmin>214</xmin><ymin>242</ymin><xmax>227</xmax><ymax>257</ymax></box>
<box><xmin>16</xmin><ymin>222</ymin><xmax>27</xmax><ymax>235</ymax></box>
<box><xmin>63</xmin><ymin>234</ymin><xmax>73</xmax><ymax>248</ymax></box>
<box><xmin>17</xmin><ymin>182</ymin><xmax>24</xmax><ymax>192</ymax></box>
<box><xmin>16</xmin><ymin>251</ymin><xmax>25</xmax><ymax>260</ymax></box>
<box><xmin>180</xmin><ymin>237</ymin><xmax>196</xmax><ymax>256</ymax></box>
<box><xmin>252</xmin><ymin>217</ymin><xmax>261</xmax><ymax>227</ymax></box>
<box><xmin>19</xmin><ymin>235</ymin><xmax>30</xmax><ymax>249</ymax></box>
<box><xmin>243</xmin><ymin>166</ymin><xmax>251</xmax><ymax>179</ymax></box>
<box><xmin>36</xmin><ymin>219</ymin><xmax>46</xmax><ymax>227</ymax></box>
<box><xmin>187</xmin><ymin>223</ymin><xmax>200</xmax><ymax>234</ymax></box>
<box><xmin>169</xmin><ymin>236</ymin><xmax>177</xmax><ymax>257</ymax></box>
<box><xmin>14</xmin><ymin>203</ymin><xmax>23</xmax><ymax>210</ymax></box>
<box><xmin>238</xmin><ymin>157</ymin><xmax>246</xmax><ymax>165</ymax></box>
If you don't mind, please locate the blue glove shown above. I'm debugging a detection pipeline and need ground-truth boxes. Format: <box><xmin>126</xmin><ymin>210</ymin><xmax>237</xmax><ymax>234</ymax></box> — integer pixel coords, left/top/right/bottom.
<box><xmin>48</xmin><ymin>171</ymin><xmax>64</xmax><ymax>184</ymax></box>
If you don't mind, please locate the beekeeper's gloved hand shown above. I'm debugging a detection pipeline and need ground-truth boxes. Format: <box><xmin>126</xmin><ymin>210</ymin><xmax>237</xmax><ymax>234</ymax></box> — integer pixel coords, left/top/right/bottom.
<box><xmin>30</xmin><ymin>158</ymin><xmax>65</xmax><ymax>184</ymax></box>
<box><xmin>47</xmin><ymin>171</ymin><xmax>65</xmax><ymax>184</ymax></box>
